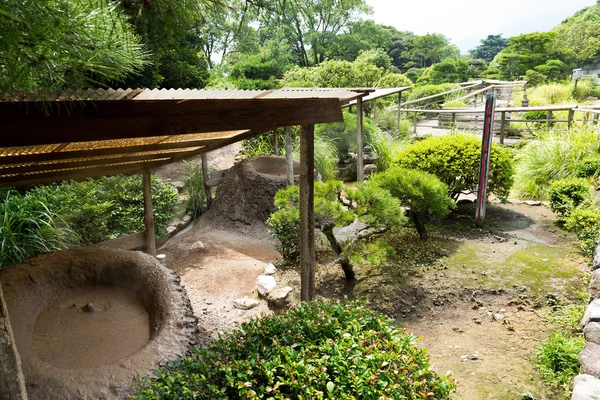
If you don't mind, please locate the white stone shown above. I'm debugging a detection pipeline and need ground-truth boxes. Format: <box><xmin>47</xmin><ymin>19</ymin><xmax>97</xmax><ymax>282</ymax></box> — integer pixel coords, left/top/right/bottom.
<box><xmin>183</xmin><ymin>215</ymin><xmax>192</xmax><ymax>222</ymax></box>
<box><xmin>233</xmin><ymin>297</ymin><xmax>260</xmax><ymax>310</ymax></box>
<box><xmin>156</xmin><ymin>254</ymin><xmax>166</xmax><ymax>260</ymax></box>
<box><xmin>582</xmin><ymin>300</ymin><xmax>600</xmax><ymax>328</ymax></box>
<box><xmin>191</xmin><ymin>241</ymin><xmax>205</xmax><ymax>250</ymax></box>
<box><xmin>524</xmin><ymin>200</ymin><xmax>542</xmax><ymax>206</ymax></box>
<box><xmin>263</xmin><ymin>263</ymin><xmax>277</xmax><ymax>275</ymax></box>
<box><xmin>267</xmin><ymin>287</ymin><xmax>293</xmax><ymax>308</ymax></box>
<box><xmin>572</xmin><ymin>374</ymin><xmax>600</xmax><ymax>400</ymax></box>
<box><xmin>256</xmin><ymin>275</ymin><xmax>277</xmax><ymax>297</ymax></box>
<box><xmin>166</xmin><ymin>225</ymin><xmax>177</xmax><ymax>234</ymax></box>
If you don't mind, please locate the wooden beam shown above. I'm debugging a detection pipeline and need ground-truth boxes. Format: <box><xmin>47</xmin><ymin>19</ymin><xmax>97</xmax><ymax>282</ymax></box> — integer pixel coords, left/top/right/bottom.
<box><xmin>0</xmin><ymin>99</ymin><xmax>344</xmax><ymax>148</ymax></box>
<box><xmin>201</xmin><ymin>153</ymin><xmax>212</xmax><ymax>208</ymax></box>
<box><xmin>356</xmin><ymin>97</ymin><xmax>364</xmax><ymax>183</ymax></box>
<box><xmin>273</xmin><ymin>130</ymin><xmax>279</xmax><ymax>156</ymax></box>
<box><xmin>142</xmin><ymin>170</ymin><xmax>156</xmax><ymax>257</ymax></box>
<box><xmin>300</xmin><ymin>125</ymin><xmax>315</xmax><ymax>302</ymax></box>
<box><xmin>0</xmin><ymin>282</ymin><xmax>28</xmax><ymax>400</ymax></box>
<box><xmin>499</xmin><ymin>112</ymin><xmax>507</xmax><ymax>144</ymax></box>
<box><xmin>284</xmin><ymin>126</ymin><xmax>294</xmax><ymax>186</ymax></box>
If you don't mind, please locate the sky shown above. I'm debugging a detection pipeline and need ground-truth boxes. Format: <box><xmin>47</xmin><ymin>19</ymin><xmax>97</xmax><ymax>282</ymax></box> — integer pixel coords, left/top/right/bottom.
<box><xmin>366</xmin><ymin>0</ymin><xmax>595</xmax><ymax>53</ymax></box>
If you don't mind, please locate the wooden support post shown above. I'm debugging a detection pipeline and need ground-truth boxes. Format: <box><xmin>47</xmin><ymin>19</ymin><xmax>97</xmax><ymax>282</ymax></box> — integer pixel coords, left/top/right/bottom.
<box><xmin>568</xmin><ymin>109</ymin><xmax>575</xmax><ymax>129</ymax></box>
<box><xmin>451</xmin><ymin>112</ymin><xmax>456</xmax><ymax>128</ymax></box>
<box><xmin>397</xmin><ymin>92</ymin><xmax>402</xmax><ymax>133</ymax></box>
<box><xmin>413</xmin><ymin>111</ymin><xmax>418</xmax><ymax>135</ymax></box>
<box><xmin>299</xmin><ymin>125</ymin><xmax>315</xmax><ymax>302</ymax></box>
<box><xmin>475</xmin><ymin>93</ymin><xmax>497</xmax><ymax>227</ymax></box>
<box><xmin>500</xmin><ymin>112</ymin><xmax>507</xmax><ymax>144</ymax></box>
<box><xmin>284</xmin><ymin>126</ymin><xmax>294</xmax><ymax>186</ymax></box>
<box><xmin>201</xmin><ymin>153</ymin><xmax>212</xmax><ymax>208</ymax></box>
<box><xmin>594</xmin><ymin>114</ymin><xmax>599</xmax><ymax>125</ymax></box>
<box><xmin>372</xmin><ymin>99</ymin><xmax>377</xmax><ymax>119</ymax></box>
<box><xmin>273</xmin><ymin>130</ymin><xmax>279</xmax><ymax>156</ymax></box>
<box><xmin>356</xmin><ymin>97</ymin><xmax>364</xmax><ymax>183</ymax></box>
<box><xmin>474</xmin><ymin>94</ymin><xmax>478</xmax><ymax>106</ymax></box>
<box><xmin>547</xmin><ymin>110</ymin><xmax>552</xmax><ymax>129</ymax></box>
<box><xmin>0</xmin><ymin>283</ymin><xmax>28</xmax><ymax>400</ymax></box>
<box><xmin>142</xmin><ymin>170</ymin><xmax>156</xmax><ymax>257</ymax></box>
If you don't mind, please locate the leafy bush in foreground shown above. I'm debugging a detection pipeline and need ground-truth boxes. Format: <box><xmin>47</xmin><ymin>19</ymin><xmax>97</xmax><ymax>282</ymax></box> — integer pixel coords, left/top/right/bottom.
<box><xmin>548</xmin><ymin>178</ymin><xmax>591</xmax><ymax>219</ymax></box>
<box><xmin>564</xmin><ymin>206</ymin><xmax>600</xmax><ymax>257</ymax></box>
<box><xmin>393</xmin><ymin>134</ymin><xmax>515</xmax><ymax>201</ymax></box>
<box><xmin>136</xmin><ymin>299</ymin><xmax>456</xmax><ymax>399</ymax></box>
<box><xmin>535</xmin><ymin>331</ymin><xmax>584</xmax><ymax>395</ymax></box>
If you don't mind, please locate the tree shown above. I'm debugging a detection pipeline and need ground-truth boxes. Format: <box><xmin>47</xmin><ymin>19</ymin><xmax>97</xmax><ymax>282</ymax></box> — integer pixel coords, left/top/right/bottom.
<box><xmin>328</xmin><ymin>20</ymin><xmax>396</xmax><ymax>62</ymax></box>
<box><xmin>388</xmin><ymin>31</ymin><xmax>417</xmax><ymax>69</ymax></box>
<box><xmin>405</xmin><ymin>33</ymin><xmax>460</xmax><ymax>68</ymax></box>
<box><xmin>0</xmin><ymin>0</ymin><xmax>147</xmax><ymax>90</ymax></box>
<box><xmin>419</xmin><ymin>59</ymin><xmax>470</xmax><ymax>84</ymax></box>
<box><xmin>553</xmin><ymin>3</ymin><xmax>600</xmax><ymax>64</ymax></box>
<box><xmin>469</xmin><ymin>34</ymin><xmax>508</xmax><ymax>62</ymax></box>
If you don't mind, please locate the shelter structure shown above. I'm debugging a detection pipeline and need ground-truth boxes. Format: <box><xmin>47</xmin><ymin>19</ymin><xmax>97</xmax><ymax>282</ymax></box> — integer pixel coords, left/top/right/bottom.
<box><xmin>0</xmin><ymin>87</ymin><xmax>370</xmax><ymax>399</ymax></box>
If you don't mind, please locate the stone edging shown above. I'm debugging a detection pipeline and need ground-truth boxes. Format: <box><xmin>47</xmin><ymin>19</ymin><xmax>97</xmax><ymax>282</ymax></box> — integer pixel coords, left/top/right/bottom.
<box><xmin>572</xmin><ymin>241</ymin><xmax>600</xmax><ymax>399</ymax></box>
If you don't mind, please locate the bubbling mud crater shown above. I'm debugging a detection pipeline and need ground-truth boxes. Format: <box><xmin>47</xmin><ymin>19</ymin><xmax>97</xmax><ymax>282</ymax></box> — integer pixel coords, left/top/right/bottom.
<box><xmin>0</xmin><ymin>247</ymin><xmax>198</xmax><ymax>399</ymax></box>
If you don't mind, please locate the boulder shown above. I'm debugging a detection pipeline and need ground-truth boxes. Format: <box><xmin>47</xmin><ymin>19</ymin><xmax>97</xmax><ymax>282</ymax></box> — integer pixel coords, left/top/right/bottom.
<box><xmin>363</xmin><ymin>164</ymin><xmax>378</xmax><ymax>177</ymax></box>
<box><xmin>524</xmin><ymin>200</ymin><xmax>542</xmax><ymax>206</ymax></box>
<box><xmin>580</xmin><ymin>342</ymin><xmax>600</xmax><ymax>378</ymax></box>
<box><xmin>594</xmin><ymin>244</ymin><xmax>600</xmax><ymax>270</ymax></box>
<box><xmin>263</xmin><ymin>263</ymin><xmax>277</xmax><ymax>275</ymax></box>
<box><xmin>572</xmin><ymin>374</ymin><xmax>600</xmax><ymax>400</ymax></box>
<box><xmin>582</xmin><ymin>300</ymin><xmax>600</xmax><ymax>328</ymax></box>
<box><xmin>591</xmin><ymin>270</ymin><xmax>600</xmax><ymax>299</ymax></box>
<box><xmin>267</xmin><ymin>287</ymin><xmax>293</xmax><ymax>309</ymax></box>
<box><xmin>190</xmin><ymin>241</ymin><xmax>205</xmax><ymax>250</ymax></box>
<box><xmin>585</xmin><ymin>322</ymin><xmax>600</xmax><ymax>345</ymax></box>
<box><xmin>256</xmin><ymin>275</ymin><xmax>277</xmax><ymax>297</ymax></box>
<box><xmin>233</xmin><ymin>297</ymin><xmax>260</xmax><ymax>310</ymax></box>
<box><xmin>333</xmin><ymin>220</ymin><xmax>369</xmax><ymax>248</ymax></box>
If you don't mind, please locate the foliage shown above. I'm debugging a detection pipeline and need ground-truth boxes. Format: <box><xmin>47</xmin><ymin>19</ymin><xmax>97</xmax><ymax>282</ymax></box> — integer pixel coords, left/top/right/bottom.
<box><xmin>548</xmin><ymin>178</ymin><xmax>591</xmax><ymax>219</ymax></box>
<box><xmin>0</xmin><ymin>0</ymin><xmax>147</xmax><ymax>90</ymax></box>
<box><xmin>0</xmin><ymin>193</ymin><xmax>80</xmax><ymax>268</ymax></box>
<box><xmin>513</xmin><ymin>127</ymin><xmax>600</xmax><ymax>198</ymax></box>
<box><xmin>393</xmin><ymin>135</ymin><xmax>515</xmax><ymax>201</ymax></box>
<box><xmin>553</xmin><ymin>2</ymin><xmax>600</xmax><ymax>64</ymax></box>
<box><xmin>267</xmin><ymin>181</ymin><xmax>405</xmax><ymax>262</ymax></box>
<box><xmin>564</xmin><ymin>205</ymin><xmax>600</xmax><ymax>257</ymax></box>
<box><xmin>419</xmin><ymin>59</ymin><xmax>470</xmax><ymax>85</ymax></box>
<box><xmin>469</xmin><ymin>34</ymin><xmax>508</xmax><ymax>62</ymax></box>
<box><xmin>405</xmin><ymin>83</ymin><xmax>461</xmax><ymax>102</ymax></box>
<box><xmin>575</xmin><ymin>155</ymin><xmax>600</xmax><ymax>178</ymax></box>
<box><xmin>535</xmin><ymin>331</ymin><xmax>584</xmax><ymax>394</ymax></box>
<box><xmin>403</xmin><ymin>34</ymin><xmax>460</xmax><ymax>69</ymax></box>
<box><xmin>374</xmin><ymin>108</ymin><xmax>412</xmax><ymax>138</ymax></box>
<box><xmin>368</xmin><ymin>167</ymin><xmax>455</xmax><ymax>238</ymax></box>
<box><xmin>135</xmin><ymin>299</ymin><xmax>456</xmax><ymax>399</ymax></box>
<box><xmin>388</xmin><ymin>31</ymin><xmax>417</xmax><ymax>69</ymax></box>
<box><xmin>547</xmin><ymin>304</ymin><xmax>586</xmax><ymax>334</ymax></box>
<box><xmin>328</xmin><ymin>20</ymin><xmax>396</xmax><ymax>62</ymax></box>
<box><xmin>183</xmin><ymin>162</ymin><xmax>206</xmax><ymax>218</ymax></box>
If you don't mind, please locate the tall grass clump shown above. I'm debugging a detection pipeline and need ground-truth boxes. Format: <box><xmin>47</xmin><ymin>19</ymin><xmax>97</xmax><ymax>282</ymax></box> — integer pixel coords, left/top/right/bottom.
<box><xmin>513</xmin><ymin>127</ymin><xmax>600</xmax><ymax>199</ymax></box>
<box><xmin>183</xmin><ymin>161</ymin><xmax>206</xmax><ymax>218</ymax></box>
<box><xmin>0</xmin><ymin>192</ymin><xmax>80</xmax><ymax>268</ymax></box>
<box><xmin>374</xmin><ymin>107</ymin><xmax>412</xmax><ymax>138</ymax></box>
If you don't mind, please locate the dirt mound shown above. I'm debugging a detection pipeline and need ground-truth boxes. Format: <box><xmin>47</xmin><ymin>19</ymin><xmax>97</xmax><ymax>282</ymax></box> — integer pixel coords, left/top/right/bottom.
<box><xmin>204</xmin><ymin>156</ymin><xmax>299</xmax><ymax>229</ymax></box>
<box><xmin>0</xmin><ymin>247</ymin><xmax>197</xmax><ymax>399</ymax></box>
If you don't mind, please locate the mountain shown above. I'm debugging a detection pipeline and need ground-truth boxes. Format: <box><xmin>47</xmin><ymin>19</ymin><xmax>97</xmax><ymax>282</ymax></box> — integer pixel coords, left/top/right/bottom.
<box><xmin>553</xmin><ymin>2</ymin><xmax>600</xmax><ymax>64</ymax></box>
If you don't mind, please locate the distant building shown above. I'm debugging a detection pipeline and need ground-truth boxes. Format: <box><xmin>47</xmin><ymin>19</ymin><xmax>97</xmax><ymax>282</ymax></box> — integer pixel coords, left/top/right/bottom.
<box><xmin>581</xmin><ymin>56</ymin><xmax>600</xmax><ymax>84</ymax></box>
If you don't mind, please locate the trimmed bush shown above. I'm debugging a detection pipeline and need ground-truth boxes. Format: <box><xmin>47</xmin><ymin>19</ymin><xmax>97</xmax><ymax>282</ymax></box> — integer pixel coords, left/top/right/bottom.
<box><xmin>136</xmin><ymin>299</ymin><xmax>456</xmax><ymax>399</ymax></box>
<box><xmin>548</xmin><ymin>178</ymin><xmax>591</xmax><ymax>219</ymax></box>
<box><xmin>368</xmin><ymin>167</ymin><xmax>455</xmax><ymax>238</ymax></box>
<box><xmin>564</xmin><ymin>205</ymin><xmax>600</xmax><ymax>257</ymax></box>
<box><xmin>575</xmin><ymin>155</ymin><xmax>600</xmax><ymax>178</ymax></box>
<box><xmin>393</xmin><ymin>135</ymin><xmax>515</xmax><ymax>201</ymax></box>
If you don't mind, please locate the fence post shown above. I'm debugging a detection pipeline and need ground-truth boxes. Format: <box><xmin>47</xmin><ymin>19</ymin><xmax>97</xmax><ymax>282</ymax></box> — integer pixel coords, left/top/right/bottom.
<box><xmin>500</xmin><ymin>111</ymin><xmax>506</xmax><ymax>144</ymax></box>
<box><xmin>397</xmin><ymin>92</ymin><xmax>402</xmax><ymax>133</ymax></box>
<box><xmin>594</xmin><ymin>113</ymin><xmax>599</xmax><ymax>126</ymax></box>
<box><xmin>546</xmin><ymin>110</ymin><xmax>552</xmax><ymax>129</ymax></box>
<box><xmin>413</xmin><ymin>111</ymin><xmax>417</xmax><ymax>135</ymax></box>
<box><xmin>568</xmin><ymin>109</ymin><xmax>575</xmax><ymax>129</ymax></box>
<box><xmin>475</xmin><ymin>93</ymin><xmax>497</xmax><ymax>227</ymax></box>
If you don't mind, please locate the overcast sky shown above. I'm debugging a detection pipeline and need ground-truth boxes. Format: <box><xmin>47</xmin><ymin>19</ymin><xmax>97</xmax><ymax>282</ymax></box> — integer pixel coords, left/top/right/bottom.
<box><xmin>366</xmin><ymin>0</ymin><xmax>595</xmax><ymax>53</ymax></box>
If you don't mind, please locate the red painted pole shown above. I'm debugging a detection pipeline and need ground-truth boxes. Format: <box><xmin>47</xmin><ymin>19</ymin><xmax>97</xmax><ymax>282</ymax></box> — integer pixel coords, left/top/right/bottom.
<box><xmin>475</xmin><ymin>92</ymin><xmax>497</xmax><ymax>227</ymax></box>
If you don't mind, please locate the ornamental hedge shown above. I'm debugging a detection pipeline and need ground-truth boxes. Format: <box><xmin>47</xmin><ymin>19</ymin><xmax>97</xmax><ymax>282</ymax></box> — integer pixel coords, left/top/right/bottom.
<box><xmin>393</xmin><ymin>135</ymin><xmax>514</xmax><ymax>201</ymax></box>
<box><xmin>136</xmin><ymin>299</ymin><xmax>456</xmax><ymax>399</ymax></box>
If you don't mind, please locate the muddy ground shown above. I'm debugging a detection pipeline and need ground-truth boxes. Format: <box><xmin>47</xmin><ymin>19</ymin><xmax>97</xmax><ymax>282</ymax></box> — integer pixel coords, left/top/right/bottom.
<box><xmin>162</xmin><ymin>201</ymin><xmax>587</xmax><ymax>400</ymax></box>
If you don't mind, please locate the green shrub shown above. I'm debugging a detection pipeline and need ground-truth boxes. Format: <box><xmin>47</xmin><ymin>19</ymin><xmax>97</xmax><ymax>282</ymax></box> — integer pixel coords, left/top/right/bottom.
<box><xmin>136</xmin><ymin>299</ymin><xmax>456</xmax><ymax>399</ymax></box>
<box><xmin>575</xmin><ymin>155</ymin><xmax>600</xmax><ymax>178</ymax></box>
<box><xmin>406</xmin><ymin>83</ymin><xmax>461</xmax><ymax>103</ymax></box>
<box><xmin>513</xmin><ymin>127</ymin><xmax>600</xmax><ymax>198</ymax></box>
<box><xmin>393</xmin><ymin>134</ymin><xmax>515</xmax><ymax>201</ymax></box>
<box><xmin>535</xmin><ymin>331</ymin><xmax>584</xmax><ymax>394</ymax></box>
<box><xmin>368</xmin><ymin>167</ymin><xmax>455</xmax><ymax>238</ymax></box>
<box><xmin>183</xmin><ymin>161</ymin><xmax>205</xmax><ymax>218</ymax></box>
<box><xmin>548</xmin><ymin>178</ymin><xmax>591</xmax><ymax>219</ymax></box>
<box><xmin>373</xmin><ymin>107</ymin><xmax>412</xmax><ymax>139</ymax></box>
<box><xmin>564</xmin><ymin>205</ymin><xmax>600</xmax><ymax>257</ymax></box>
<box><xmin>547</xmin><ymin>304</ymin><xmax>586</xmax><ymax>334</ymax></box>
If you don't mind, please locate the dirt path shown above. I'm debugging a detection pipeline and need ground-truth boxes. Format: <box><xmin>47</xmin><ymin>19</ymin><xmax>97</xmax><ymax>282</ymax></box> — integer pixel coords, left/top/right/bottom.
<box><xmin>163</xmin><ymin>202</ymin><xmax>587</xmax><ymax>399</ymax></box>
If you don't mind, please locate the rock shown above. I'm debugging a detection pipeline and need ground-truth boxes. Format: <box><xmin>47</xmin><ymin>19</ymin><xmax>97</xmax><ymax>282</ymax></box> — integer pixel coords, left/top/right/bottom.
<box><xmin>572</xmin><ymin>374</ymin><xmax>600</xmax><ymax>400</ymax></box>
<box><xmin>585</xmin><ymin>322</ymin><xmax>600</xmax><ymax>345</ymax></box>
<box><xmin>166</xmin><ymin>225</ymin><xmax>177</xmax><ymax>234</ymax></box>
<box><xmin>263</xmin><ymin>263</ymin><xmax>277</xmax><ymax>275</ymax></box>
<box><xmin>183</xmin><ymin>215</ymin><xmax>192</xmax><ymax>223</ymax></box>
<box><xmin>267</xmin><ymin>287</ymin><xmax>293</xmax><ymax>309</ymax></box>
<box><xmin>156</xmin><ymin>254</ymin><xmax>166</xmax><ymax>260</ymax></box>
<box><xmin>493</xmin><ymin>313</ymin><xmax>505</xmax><ymax>321</ymax></box>
<box><xmin>524</xmin><ymin>200</ymin><xmax>542</xmax><ymax>206</ymax></box>
<box><xmin>508</xmin><ymin>199</ymin><xmax>523</xmax><ymax>205</ymax></box>
<box><xmin>256</xmin><ymin>275</ymin><xmax>277</xmax><ymax>297</ymax></box>
<box><xmin>591</xmin><ymin>270</ymin><xmax>600</xmax><ymax>299</ymax></box>
<box><xmin>333</xmin><ymin>220</ymin><xmax>369</xmax><ymax>248</ymax></box>
<box><xmin>191</xmin><ymin>241</ymin><xmax>205</xmax><ymax>250</ymax></box>
<box><xmin>593</xmin><ymin>244</ymin><xmax>600</xmax><ymax>270</ymax></box>
<box><xmin>233</xmin><ymin>297</ymin><xmax>260</xmax><ymax>310</ymax></box>
<box><xmin>580</xmin><ymin>342</ymin><xmax>600</xmax><ymax>378</ymax></box>
<box><xmin>363</xmin><ymin>152</ymin><xmax>380</xmax><ymax>164</ymax></box>
<box><xmin>363</xmin><ymin>164</ymin><xmax>378</xmax><ymax>176</ymax></box>
<box><xmin>314</xmin><ymin>229</ymin><xmax>332</xmax><ymax>253</ymax></box>
<box><xmin>171</xmin><ymin>181</ymin><xmax>185</xmax><ymax>193</ymax></box>
<box><xmin>582</xmin><ymin>300</ymin><xmax>600</xmax><ymax>328</ymax></box>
